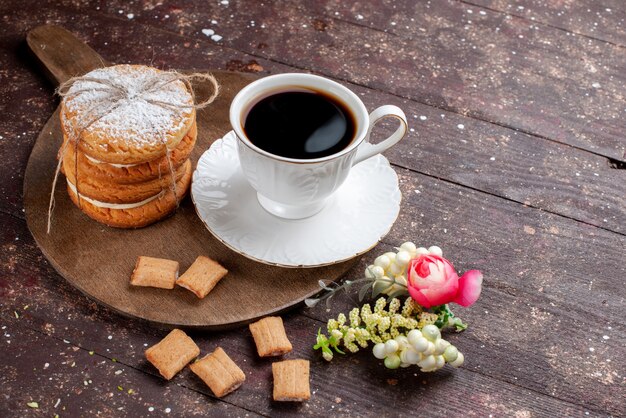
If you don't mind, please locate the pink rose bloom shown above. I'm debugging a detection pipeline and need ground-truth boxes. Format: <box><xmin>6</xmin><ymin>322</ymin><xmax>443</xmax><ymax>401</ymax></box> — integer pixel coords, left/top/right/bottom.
<box><xmin>407</xmin><ymin>254</ymin><xmax>483</xmax><ymax>308</ymax></box>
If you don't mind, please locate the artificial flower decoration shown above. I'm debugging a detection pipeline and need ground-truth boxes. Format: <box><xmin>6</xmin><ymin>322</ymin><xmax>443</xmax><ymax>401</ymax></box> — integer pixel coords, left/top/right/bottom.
<box><xmin>407</xmin><ymin>254</ymin><xmax>483</xmax><ymax>308</ymax></box>
<box><xmin>306</xmin><ymin>242</ymin><xmax>483</xmax><ymax>372</ymax></box>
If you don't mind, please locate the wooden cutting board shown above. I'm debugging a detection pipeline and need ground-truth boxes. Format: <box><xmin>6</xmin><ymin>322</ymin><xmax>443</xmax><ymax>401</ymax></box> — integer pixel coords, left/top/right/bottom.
<box><xmin>23</xmin><ymin>25</ymin><xmax>358</xmax><ymax>329</ymax></box>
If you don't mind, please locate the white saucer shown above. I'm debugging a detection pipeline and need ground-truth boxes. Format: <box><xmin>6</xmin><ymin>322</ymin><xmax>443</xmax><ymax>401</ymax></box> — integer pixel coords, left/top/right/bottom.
<box><xmin>191</xmin><ymin>131</ymin><xmax>401</xmax><ymax>267</ymax></box>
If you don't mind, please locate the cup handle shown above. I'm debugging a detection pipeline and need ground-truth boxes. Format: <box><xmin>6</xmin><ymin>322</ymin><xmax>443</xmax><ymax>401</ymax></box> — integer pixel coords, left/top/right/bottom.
<box><xmin>353</xmin><ymin>105</ymin><xmax>408</xmax><ymax>165</ymax></box>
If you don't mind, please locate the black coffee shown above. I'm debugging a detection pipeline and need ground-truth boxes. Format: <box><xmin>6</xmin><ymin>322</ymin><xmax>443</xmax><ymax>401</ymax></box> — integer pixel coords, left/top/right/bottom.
<box><xmin>243</xmin><ymin>90</ymin><xmax>356</xmax><ymax>159</ymax></box>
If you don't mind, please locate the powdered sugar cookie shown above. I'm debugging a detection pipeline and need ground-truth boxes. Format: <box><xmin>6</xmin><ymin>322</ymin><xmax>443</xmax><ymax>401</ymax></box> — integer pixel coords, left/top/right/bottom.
<box><xmin>60</xmin><ymin>64</ymin><xmax>195</xmax><ymax>165</ymax></box>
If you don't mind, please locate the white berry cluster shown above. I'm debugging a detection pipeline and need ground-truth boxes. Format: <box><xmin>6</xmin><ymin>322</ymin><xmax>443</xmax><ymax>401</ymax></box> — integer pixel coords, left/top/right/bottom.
<box><xmin>372</xmin><ymin>324</ymin><xmax>464</xmax><ymax>371</ymax></box>
<box><xmin>365</xmin><ymin>242</ymin><xmax>443</xmax><ymax>295</ymax></box>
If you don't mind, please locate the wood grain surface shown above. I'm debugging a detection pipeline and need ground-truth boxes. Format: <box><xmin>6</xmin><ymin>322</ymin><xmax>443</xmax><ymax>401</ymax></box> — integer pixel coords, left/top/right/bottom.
<box><xmin>27</xmin><ymin>25</ymin><xmax>109</xmax><ymax>85</ymax></box>
<box><xmin>83</xmin><ymin>0</ymin><xmax>626</xmax><ymax>162</ymax></box>
<box><xmin>1</xmin><ymin>0</ymin><xmax>625</xmax><ymax>417</ymax></box>
<box><xmin>23</xmin><ymin>26</ymin><xmax>357</xmax><ymax>328</ymax></box>
<box><xmin>468</xmin><ymin>0</ymin><xmax>626</xmax><ymax>46</ymax></box>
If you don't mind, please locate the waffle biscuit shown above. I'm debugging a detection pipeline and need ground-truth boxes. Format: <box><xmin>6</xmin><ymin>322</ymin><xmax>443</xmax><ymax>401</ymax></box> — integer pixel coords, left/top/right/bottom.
<box><xmin>63</xmin><ymin>158</ymin><xmax>189</xmax><ymax>204</ymax></box>
<box><xmin>66</xmin><ymin>159</ymin><xmax>192</xmax><ymax>228</ymax></box>
<box><xmin>145</xmin><ymin>329</ymin><xmax>200</xmax><ymax>380</ymax></box>
<box><xmin>249</xmin><ymin>316</ymin><xmax>293</xmax><ymax>357</ymax></box>
<box><xmin>60</xmin><ymin>64</ymin><xmax>196</xmax><ymax>165</ymax></box>
<box><xmin>130</xmin><ymin>256</ymin><xmax>179</xmax><ymax>289</ymax></box>
<box><xmin>60</xmin><ymin>121</ymin><xmax>197</xmax><ymax>184</ymax></box>
<box><xmin>189</xmin><ymin>347</ymin><xmax>245</xmax><ymax>398</ymax></box>
<box><xmin>176</xmin><ymin>256</ymin><xmax>228</xmax><ymax>299</ymax></box>
<box><xmin>272</xmin><ymin>359</ymin><xmax>310</xmax><ymax>402</ymax></box>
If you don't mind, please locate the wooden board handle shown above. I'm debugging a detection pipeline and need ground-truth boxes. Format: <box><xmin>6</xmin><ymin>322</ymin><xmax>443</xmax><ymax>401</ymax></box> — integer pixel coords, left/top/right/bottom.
<box><xmin>26</xmin><ymin>25</ymin><xmax>109</xmax><ymax>86</ymax></box>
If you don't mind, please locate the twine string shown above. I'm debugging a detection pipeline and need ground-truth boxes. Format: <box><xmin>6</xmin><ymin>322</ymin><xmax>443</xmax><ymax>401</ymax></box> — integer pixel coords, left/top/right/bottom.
<box><xmin>47</xmin><ymin>70</ymin><xmax>219</xmax><ymax>233</ymax></box>
<box><xmin>49</xmin><ymin>99</ymin><xmax>126</xmax><ymax>232</ymax></box>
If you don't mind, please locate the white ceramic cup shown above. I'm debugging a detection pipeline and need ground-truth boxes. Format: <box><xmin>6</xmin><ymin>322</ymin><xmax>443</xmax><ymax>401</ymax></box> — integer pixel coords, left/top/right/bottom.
<box><xmin>230</xmin><ymin>73</ymin><xmax>408</xmax><ymax>219</ymax></box>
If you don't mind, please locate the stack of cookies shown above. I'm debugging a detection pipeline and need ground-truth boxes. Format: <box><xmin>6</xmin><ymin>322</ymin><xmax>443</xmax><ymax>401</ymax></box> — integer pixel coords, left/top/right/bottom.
<box><xmin>59</xmin><ymin>64</ymin><xmax>197</xmax><ymax>228</ymax></box>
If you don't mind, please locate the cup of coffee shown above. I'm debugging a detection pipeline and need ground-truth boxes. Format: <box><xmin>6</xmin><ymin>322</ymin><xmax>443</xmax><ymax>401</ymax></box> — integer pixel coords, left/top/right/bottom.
<box><xmin>229</xmin><ymin>73</ymin><xmax>408</xmax><ymax>219</ymax></box>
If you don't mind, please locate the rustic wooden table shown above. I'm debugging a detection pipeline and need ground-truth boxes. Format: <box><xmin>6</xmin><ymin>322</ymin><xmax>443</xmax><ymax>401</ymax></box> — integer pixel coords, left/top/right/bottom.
<box><xmin>1</xmin><ymin>1</ymin><xmax>624</xmax><ymax>417</ymax></box>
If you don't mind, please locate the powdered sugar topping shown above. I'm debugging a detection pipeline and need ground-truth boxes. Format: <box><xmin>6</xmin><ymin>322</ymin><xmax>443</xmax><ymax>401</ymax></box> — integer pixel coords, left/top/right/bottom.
<box><xmin>63</xmin><ymin>65</ymin><xmax>194</xmax><ymax>147</ymax></box>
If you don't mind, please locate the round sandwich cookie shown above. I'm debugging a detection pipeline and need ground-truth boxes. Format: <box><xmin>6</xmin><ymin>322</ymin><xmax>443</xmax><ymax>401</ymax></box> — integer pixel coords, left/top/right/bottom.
<box><xmin>63</xmin><ymin>159</ymin><xmax>190</xmax><ymax>204</ymax></box>
<box><xmin>66</xmin><ymin>159</ymin><xmax>193</xmax><ymax>228</ymax></box>
<box><xmin>60</xmin><ymin>121</ymin><xmax>197</xmax><ymax>184</ymax></box>
<box><xmin>60</xmin><ymin>64</ymin><xmax>196</xmax><ymax>165</ymax></box>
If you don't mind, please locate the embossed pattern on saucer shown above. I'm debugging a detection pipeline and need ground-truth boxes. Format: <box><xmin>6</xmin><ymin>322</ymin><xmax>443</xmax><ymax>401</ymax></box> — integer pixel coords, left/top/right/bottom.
<box><xmin>191</xmin><ymin>131</ymin><xmax>401</xmax><ymax>267</ymax></box>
